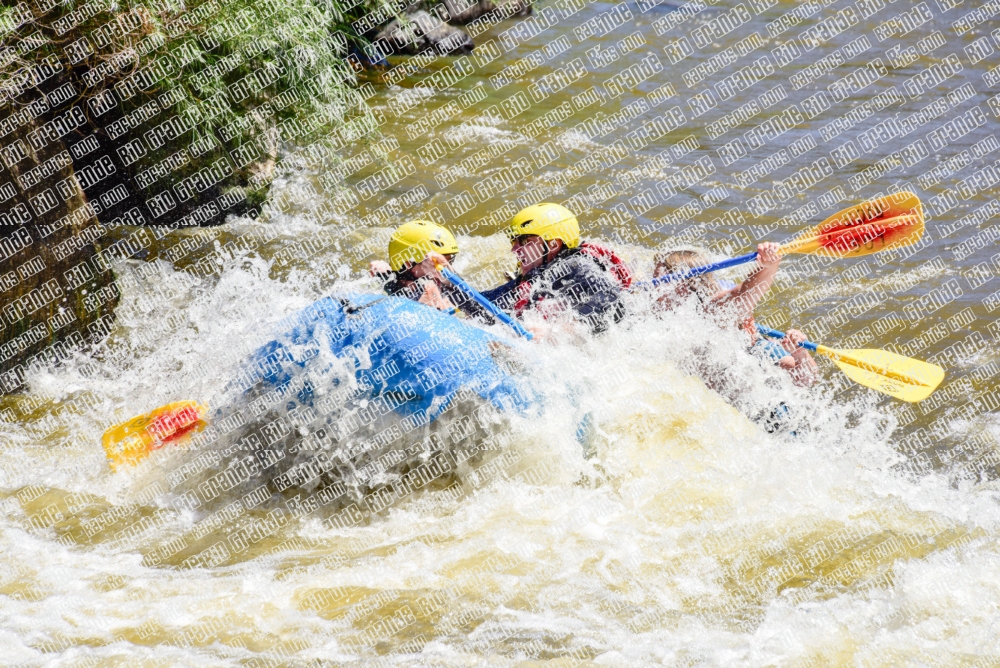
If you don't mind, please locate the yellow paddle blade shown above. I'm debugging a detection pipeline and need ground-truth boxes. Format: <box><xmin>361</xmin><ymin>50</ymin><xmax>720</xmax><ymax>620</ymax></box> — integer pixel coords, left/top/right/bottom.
<box><xmin>102</xmin><ymin>401</ymin><xmax>208</xmax><ymax>470</ymax></box>
<box><xmin>814</xmin><ymin>345</ymin><xmax>945</xmax><ymax>403</ymax></box>
<box><xmin>782</xmin><ymin>192</ymin><xmax>924</xmax><ymax>258</ymax></box>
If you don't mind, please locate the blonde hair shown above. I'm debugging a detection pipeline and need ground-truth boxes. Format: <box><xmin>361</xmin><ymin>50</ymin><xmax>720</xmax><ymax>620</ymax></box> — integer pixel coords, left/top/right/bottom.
<box><xmin>653</xmin><ymin>249</ymin><xmax>722</xmax><ymax>300</ymax></box>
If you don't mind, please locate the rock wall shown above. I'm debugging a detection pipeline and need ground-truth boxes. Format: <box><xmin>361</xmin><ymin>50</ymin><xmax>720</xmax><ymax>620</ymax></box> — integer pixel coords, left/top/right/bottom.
<box><xmin>0</xmin><ymin>112</ymin><xmax>119</xmax><ymax>393</ymax></box>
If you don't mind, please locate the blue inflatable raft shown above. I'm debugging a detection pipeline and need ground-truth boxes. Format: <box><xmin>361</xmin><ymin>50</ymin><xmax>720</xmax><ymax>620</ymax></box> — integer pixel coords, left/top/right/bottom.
<box><xmin>236</xmin><ymin>293</ymin><xmax>534</xmax><ymax>425</ymax></box>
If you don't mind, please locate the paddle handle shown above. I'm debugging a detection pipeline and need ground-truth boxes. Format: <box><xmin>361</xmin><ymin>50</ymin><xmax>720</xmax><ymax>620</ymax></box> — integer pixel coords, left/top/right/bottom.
<box><xmin>646</xmin><ymin>251</ymin><xmax>759</xmax><ymax>288</ymax></box>
<box><xmin>440</xmin><ymin>268</ymin><xmax>534</xmax><ymax>340</ymax></box>
<box><xmin>756</xmin><ymin>324</ymin><xmax>819</xmax><ymax>352</ymax></box>
<box><xmin>640</xmin><ymin>235</ymin><xmax>826</xmax><ymax>289</ymax></box>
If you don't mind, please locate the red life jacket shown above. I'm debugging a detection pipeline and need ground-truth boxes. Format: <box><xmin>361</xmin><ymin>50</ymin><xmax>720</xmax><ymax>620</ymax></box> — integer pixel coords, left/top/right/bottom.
<box><xmin>578</xmin><ymin>241</ymin><xmax>634</xmax><ymax>289</ymax></box>
<box><xmin>511</xmin><ymin>241</ymin><xmax>633</xmax><ymax>315</ymax></box>
<box><xmin>512</xmin><ymin>281</ymin><xmax>535</xmax><ymax>316</ymax></box>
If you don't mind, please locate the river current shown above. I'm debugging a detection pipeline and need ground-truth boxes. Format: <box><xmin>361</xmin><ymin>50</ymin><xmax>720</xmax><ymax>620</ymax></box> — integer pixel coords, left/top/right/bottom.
<box><xmin>3</xmin><ymin>0</ymin><xmax>1000</xmax><ymax>665</ymax></box>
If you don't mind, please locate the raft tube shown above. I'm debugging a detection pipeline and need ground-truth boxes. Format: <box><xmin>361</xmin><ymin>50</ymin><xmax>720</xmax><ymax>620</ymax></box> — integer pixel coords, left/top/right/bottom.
<box><xmin>237</xmin><ymin>293</ymin><xmax>535</xmax><ymax>424</ymax></box>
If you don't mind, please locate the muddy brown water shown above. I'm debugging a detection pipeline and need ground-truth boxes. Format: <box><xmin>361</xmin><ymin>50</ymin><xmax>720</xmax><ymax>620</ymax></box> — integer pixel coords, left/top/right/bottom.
<box><xmin>3</xmin><ymin>0</ymin><xmax>1000</xmax><ymax>665</ymax></box>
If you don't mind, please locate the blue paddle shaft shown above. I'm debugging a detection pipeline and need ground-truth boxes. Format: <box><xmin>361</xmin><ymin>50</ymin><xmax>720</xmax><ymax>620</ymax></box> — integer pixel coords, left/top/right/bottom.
<box><xmin>440</xmin><ymin>269</ymin><xmax>534</xmax><ymax>340</ymax></box>
<box><xmin>756</xmin><ymin>324</ymin><xmax>819</xmax><ymax>352</ymax></box>
<box><xmin>648</xmin><ymin>251</ymin><xmax>759</xmax><ymax>288</ymax></box>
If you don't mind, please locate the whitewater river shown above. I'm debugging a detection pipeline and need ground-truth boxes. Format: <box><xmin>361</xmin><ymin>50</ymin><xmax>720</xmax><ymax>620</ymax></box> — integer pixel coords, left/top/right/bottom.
<box><xmin>3</xmin><ymin>0</ymin><xmax>1000</xmax><ymax>664</ymax></box>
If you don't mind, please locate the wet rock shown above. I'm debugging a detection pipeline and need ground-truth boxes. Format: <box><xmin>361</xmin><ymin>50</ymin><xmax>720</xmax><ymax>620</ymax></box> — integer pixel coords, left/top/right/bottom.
<box><xmin>374</xmin><ymin>9</ymin><xmax>475</xmax><ymax>55</ymax></box>
<box><xmin>440</xmin><ymin>0</ymin><xmax>532</xmax><ymax>24</ymax></box>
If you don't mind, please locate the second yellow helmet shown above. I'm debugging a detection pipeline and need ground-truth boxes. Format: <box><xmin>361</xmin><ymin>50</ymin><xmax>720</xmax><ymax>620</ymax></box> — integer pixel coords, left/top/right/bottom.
<box><xmin>387</xmin><ymin>220</ymin><xmax>459</xmax><ymax>271</ymax></box>
<box><xmin>507</xmin><ymin>203</ymin><xmax>580</xmax><ymax>249</ymax></box>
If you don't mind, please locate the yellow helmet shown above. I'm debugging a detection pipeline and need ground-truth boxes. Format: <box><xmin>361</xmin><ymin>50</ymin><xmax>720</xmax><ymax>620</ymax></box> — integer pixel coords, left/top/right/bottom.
<box><xmin>507</xmin><ymin>203</ymin><xmax>580</xmax><ymax>249</ymax></box>
<box><xmin>387</xmin><ymin>220</ymin><xmax>459</xmax><ymax>271</ymax></box>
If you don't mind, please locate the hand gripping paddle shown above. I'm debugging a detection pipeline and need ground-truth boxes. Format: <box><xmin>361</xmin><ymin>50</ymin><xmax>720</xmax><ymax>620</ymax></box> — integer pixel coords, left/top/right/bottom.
<box><xmin>648</xmin><ymin>192</ymin><xmax>924</xmax><ymax>287</ymax></box>
<box><xmin>437</xmin><ymin>267</ymin><xmax>533</xmax><ymax>340</ymax></box>
<box><xmin>756</xmin><ymin>324</ymin><xmax>944</xmax><ymax>403</ymax></box>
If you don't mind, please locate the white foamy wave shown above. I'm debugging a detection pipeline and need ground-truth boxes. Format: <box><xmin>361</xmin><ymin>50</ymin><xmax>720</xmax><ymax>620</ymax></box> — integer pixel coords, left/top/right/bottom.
<box><xmin>1</xmin><ymin>214</ymin><xmax>997</xmax><ymax>665</ymax></box>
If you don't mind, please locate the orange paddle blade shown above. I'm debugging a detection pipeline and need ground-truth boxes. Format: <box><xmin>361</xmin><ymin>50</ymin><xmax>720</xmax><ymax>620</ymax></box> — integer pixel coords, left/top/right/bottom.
<box><xmin>783</xmin><ymin>192</ymin><xmax>924</xmax><ymax>257</ymax></box>
<box><xmin>102</xmin><ymin>401</ymin><xmax>208</xmax><ymax>470</ymax></box>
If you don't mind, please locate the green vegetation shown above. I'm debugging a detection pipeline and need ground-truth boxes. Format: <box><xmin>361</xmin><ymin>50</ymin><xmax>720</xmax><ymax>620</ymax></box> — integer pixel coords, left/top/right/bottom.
<box><xmin>0</xmin><ymin>0</ymin><xmax>385</xmax><ymax>226</ymax></box>
<box><xmin>0</xmin><ymin>0</ymin><xmax>396</xmax><ymax>390</ymax></box>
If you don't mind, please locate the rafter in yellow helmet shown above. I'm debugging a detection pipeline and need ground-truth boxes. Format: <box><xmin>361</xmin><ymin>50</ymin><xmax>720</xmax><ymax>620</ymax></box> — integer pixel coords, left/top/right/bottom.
<box><xmin>388</xmin><ymin>220</ymin><xmax>459</xmax><ymax>271</ymax></box>
<box><xmin>507</xmin><ymin>203</ymin><xmax>581</xmax><ymax>249</ymax></box>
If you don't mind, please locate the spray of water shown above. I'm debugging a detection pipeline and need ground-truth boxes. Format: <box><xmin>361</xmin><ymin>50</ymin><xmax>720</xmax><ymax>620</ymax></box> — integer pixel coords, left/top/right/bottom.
<box><xmin>1</xmin><ymin>217</ymin><xmax>998</xmax><ymax>665</ymax></box>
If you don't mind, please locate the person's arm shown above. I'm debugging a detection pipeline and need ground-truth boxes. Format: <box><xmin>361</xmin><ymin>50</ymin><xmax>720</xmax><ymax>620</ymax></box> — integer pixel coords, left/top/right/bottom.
<box><xmin>417</xmin><ymin>281</ymin><xmax>458</xmax><ymax>312</ymax></box>
<box><xmin>711</xmin><ymin>242</ymin><xmax>781</xmax><ymax>321</ymax></box>
<box><xmin>369</xmin><ymin>260</ymin><xmax>402</xmax><ymax>295</ymax></box>
<box><xmin>424</xmin><ymin>251</ymin><xmax>452</xmax><ymax>274</ymax></box>
<box><xmin>370</xmin><ymin>260</ymin><xmax>391</xmax><ymax>274</ymax></box>
<box><xmin>421</xmin><ymin>251</ymin><xmax>494</xmax><ymax>320</ymax></box>
<box><xmin>654</xmin><ymin>290</ymin><xmax>683</xmax><ymax>312</ymax></box>
<box><xmin>777</xmin><ymin>328</ymin><xmax>820</xmax><ymax>387</ymax></box>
